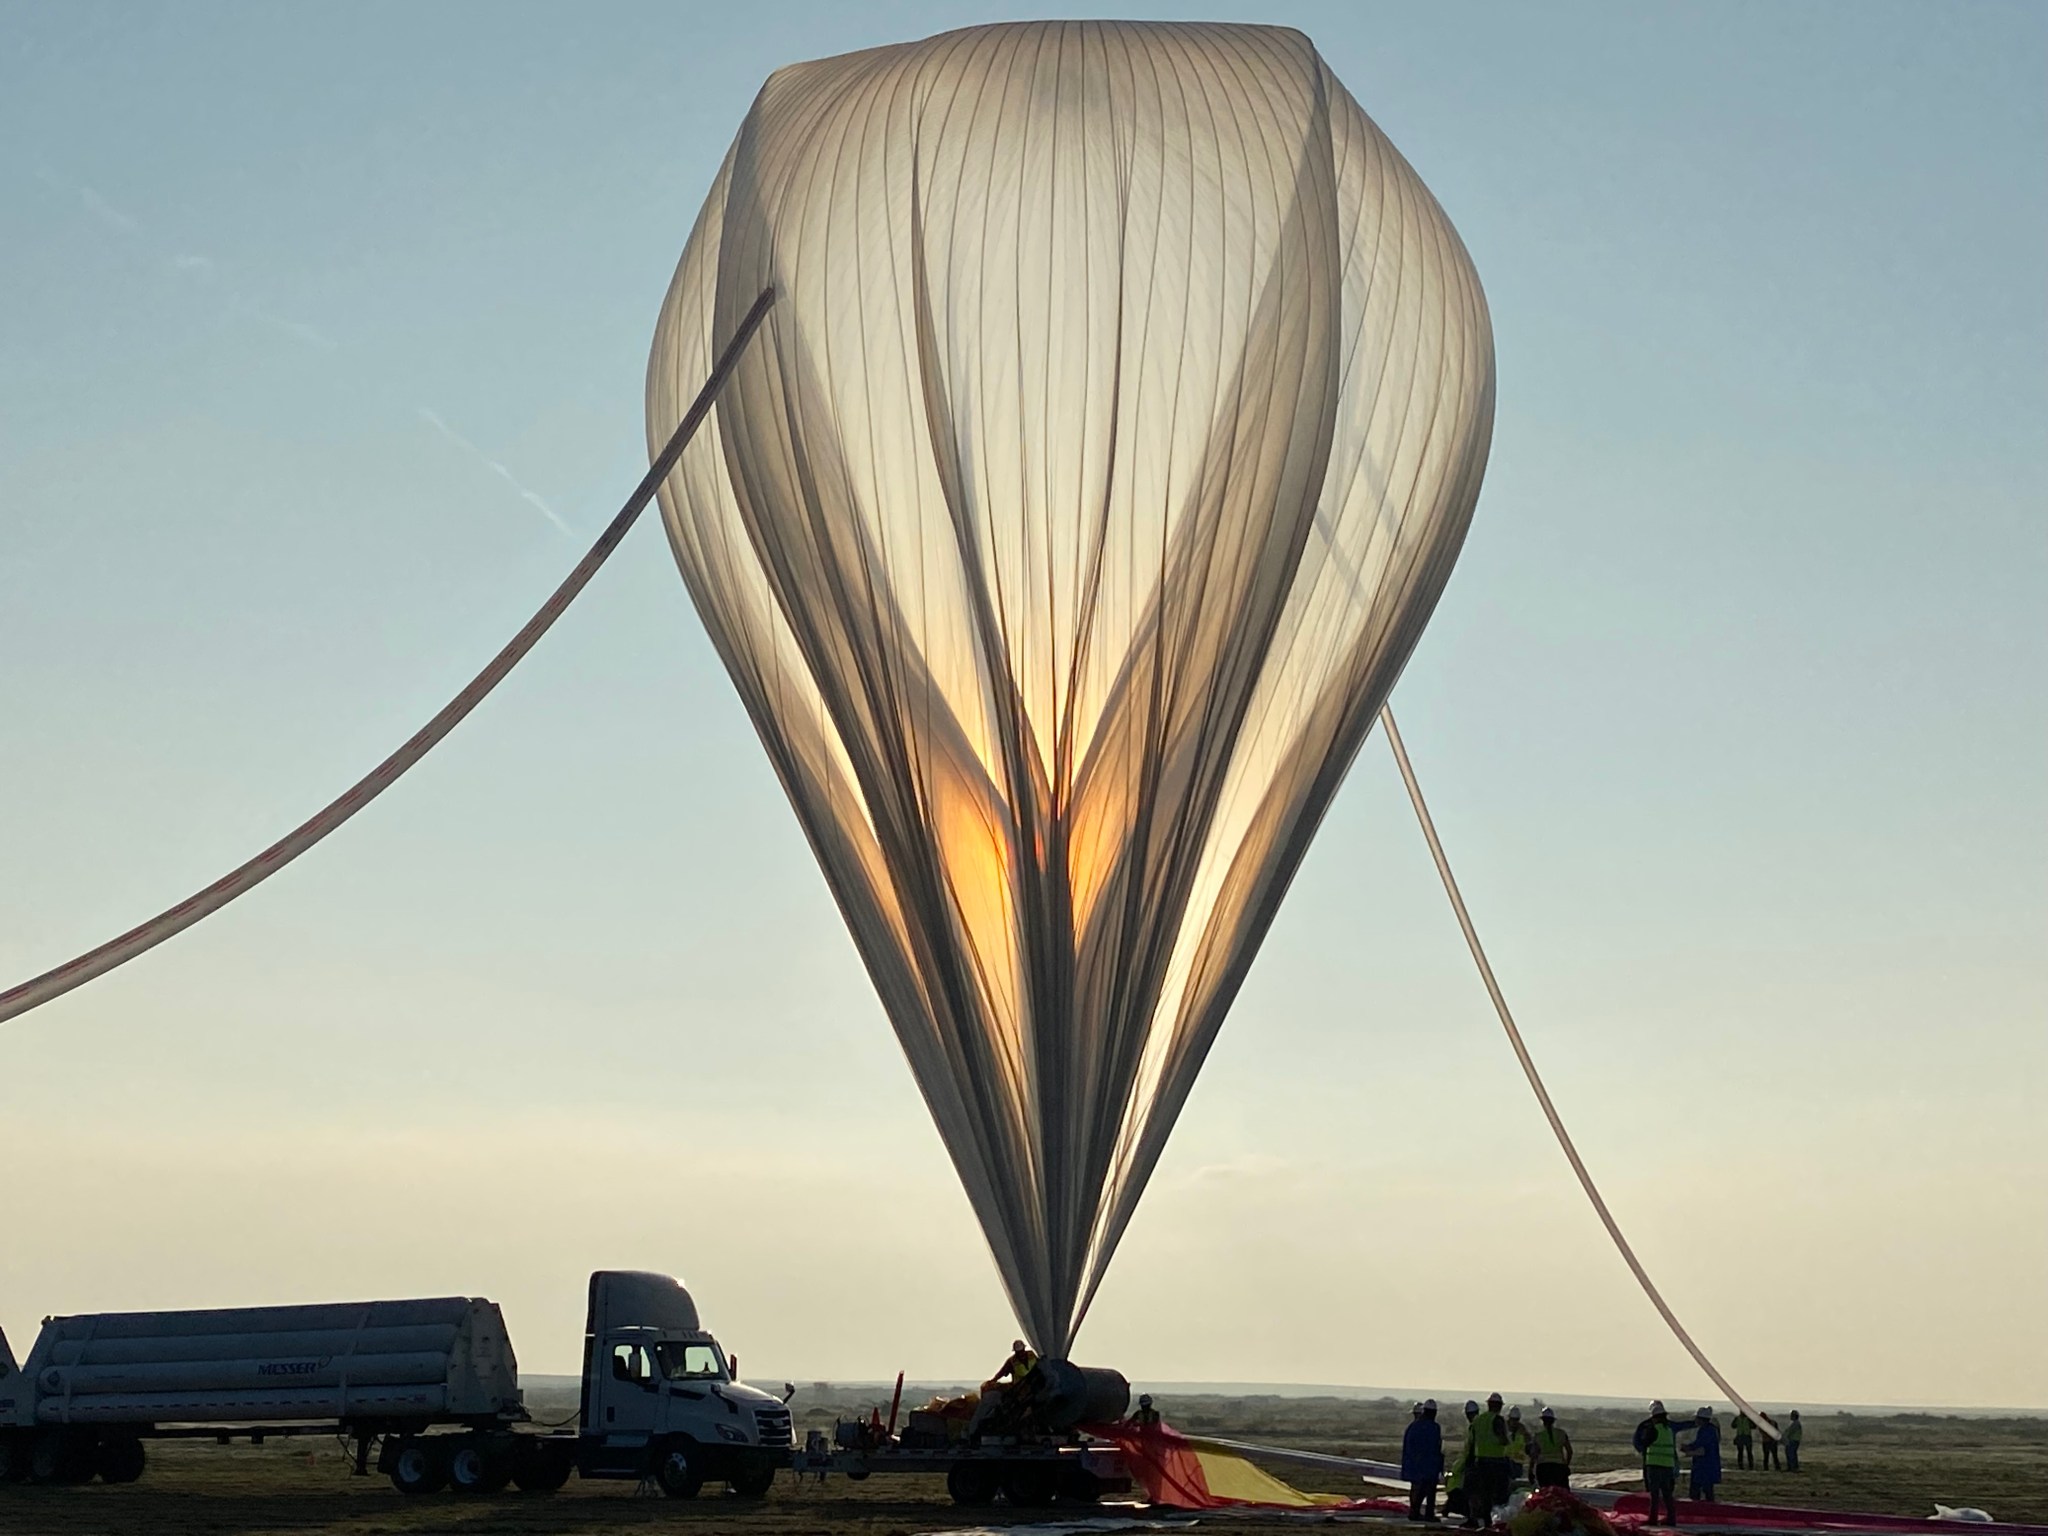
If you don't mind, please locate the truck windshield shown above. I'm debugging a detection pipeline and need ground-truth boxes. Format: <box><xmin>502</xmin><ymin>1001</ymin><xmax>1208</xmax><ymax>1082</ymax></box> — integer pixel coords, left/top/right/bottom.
<box><xmin>655</xmin><ymin>1341</ymin><xmax>726</xmax><ymax>1381</ymax></box>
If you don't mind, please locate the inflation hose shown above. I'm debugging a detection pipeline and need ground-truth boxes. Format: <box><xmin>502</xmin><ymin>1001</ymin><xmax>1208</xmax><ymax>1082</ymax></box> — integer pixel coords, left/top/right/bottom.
<box><xmin>0</xmin><ymin>286</ymin><xmax>776</xmax><ymax>1028</ymax></box>
<box><xmin>1380</xmin><ymin>703</ymin><xmax>1777</xmax><ymax>1439</ymax></box>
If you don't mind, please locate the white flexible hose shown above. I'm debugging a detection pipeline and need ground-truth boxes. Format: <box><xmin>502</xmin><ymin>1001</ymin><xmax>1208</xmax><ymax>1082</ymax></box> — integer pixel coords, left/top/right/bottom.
<box><xmin>1380</xmin><ymin>703</ymin><xmax>1778</xmax><ymax>1439</ymax></box>
<box><xmin>0</xmin><ymin>287</ymin><xmax>776</xmax><ymax>1029</ymax></box>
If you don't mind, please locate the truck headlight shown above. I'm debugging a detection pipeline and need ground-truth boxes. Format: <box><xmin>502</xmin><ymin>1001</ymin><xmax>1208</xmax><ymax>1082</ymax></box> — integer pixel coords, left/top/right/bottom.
<box><xmin>716</xmin><ymin>1424</ymin><xmax>748</xmax><ymax>1444</ymax></box>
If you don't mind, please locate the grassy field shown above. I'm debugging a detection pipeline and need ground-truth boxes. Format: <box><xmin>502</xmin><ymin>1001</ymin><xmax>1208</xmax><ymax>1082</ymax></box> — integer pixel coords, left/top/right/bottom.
<box><xmin>2</xmin><ymin>1384</ymin><xmax>2041</xmax><ymax>1535</ymax></box>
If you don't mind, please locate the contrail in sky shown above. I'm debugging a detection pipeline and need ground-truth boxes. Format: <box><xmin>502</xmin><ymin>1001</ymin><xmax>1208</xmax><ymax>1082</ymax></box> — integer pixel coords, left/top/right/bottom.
<box><xmin>416</xmin><ymin>408</ymin><xmax>574</xmax><ymax>538</ymax></box>
<box><xmin>31</xmin><ymin>159</ymin><xmax>561</xmax><ymax>528</ymax></box>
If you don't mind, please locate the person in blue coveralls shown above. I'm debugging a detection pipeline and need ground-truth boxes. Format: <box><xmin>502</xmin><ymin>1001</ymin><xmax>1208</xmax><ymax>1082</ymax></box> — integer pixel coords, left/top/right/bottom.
<box><xmin>1404</xmin><ymin>1399</ymin><xmax>1445</xmax><ymax>1523</ymax></box>
<box><xmin>1685</xmin><ymin>1407</ymin><xmax>1723</xmax><ymax>1503</ymax></box>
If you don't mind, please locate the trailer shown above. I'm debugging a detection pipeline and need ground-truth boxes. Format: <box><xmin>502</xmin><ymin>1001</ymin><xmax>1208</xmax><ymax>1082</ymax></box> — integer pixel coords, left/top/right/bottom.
<box><xmin>0</xmin><ymin>1270</ymin><xmax>791</xmax><ymax>1498</ymax></box>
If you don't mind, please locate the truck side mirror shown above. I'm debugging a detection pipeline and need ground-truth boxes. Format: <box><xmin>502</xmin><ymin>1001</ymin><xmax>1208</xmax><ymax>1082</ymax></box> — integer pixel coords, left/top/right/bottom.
<box><xmin>782</xmin><ymin>1382</ymin><xmax>796</xmax><ymax>1404</ymax></box>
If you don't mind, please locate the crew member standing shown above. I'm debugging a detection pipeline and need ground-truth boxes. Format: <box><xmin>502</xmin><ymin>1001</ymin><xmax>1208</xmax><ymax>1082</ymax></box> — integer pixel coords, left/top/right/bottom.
<box><xmin>1730</xmin><ymin>1411</ymin><xmax>1755</xmax><ymax>1471</ymax></box>
<box><xmin>1533</xmin><ymin>1407</ymin><xmax>1573</xmax><ymax>1489</ymax></box>
<box><xmin>1447</xmin><ymin>1401</ymin><xmax>1479</xmax><ymax>1522</ymax></box>
<box><xmin>1785</xmin><ymin>1411</ymin><xmax>1803</xmax><ymax>1472</ymax></box>
<box><xmin>1507</xmin><ymin>1406</ymin><xmax>1534</xmax><ymax>1485</ymax></box>
<box><xmin>1463</xmin><ymin>1393</ymin><xmax>1514</xmax><ymax>1530</ymax></box>
<box><xmin>1404</xmin><ymin>1400</ymin><xmax>1445</xmax><ymax>1523</ymax></box>
<box><xmin>1634</xmin><ymin>1399</ymin><xmax>1681</xmax><ymax>1527</ymax></box>
<box><xmin>1685</xmin><ymin>1408</ymin><xmax>1722</xmax><ymax>1504</ymax></box>
<box><xmin>1760</xmin><ymin>1413</ymin><xmax>1782</xmax><ymax>1471</ymax></box>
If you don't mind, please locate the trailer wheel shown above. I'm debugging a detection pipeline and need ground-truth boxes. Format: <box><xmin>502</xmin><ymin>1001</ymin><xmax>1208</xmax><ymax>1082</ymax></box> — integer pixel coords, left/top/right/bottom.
<box><xmin>655</xmin><ymin>1446</ymin><xmax>703</xmax><ymax>1499</ymax></box>
<box><xmin>728</xmin><ymin>1466</ymin><xmax>775</xmax><ymax>1498</ymax></box>
<box><xmin>1057</xmin><ymin>1463</ymin><xmax>1104</xmax><ymax>1503</ymax></box>
<box><xmin>95</xmin><ymin>1437</ymin><xmax>146</xmax><ymax>1485</ymax></box>
<box><xmin>1000</xmin><ymin>1461</ymin><xmax>1060</xmax><ymax>1508</ymax></box>
<box><xmin>447</xmin><ymin>1440</ymin><xmax>512</xmax><ymax>1495</ymax></box>
<box><xmin>510</xmin><ymin>1441</ymin><xmax>573</xmax><ymax>1493</ymax></box>
<box><xmin>29</xmin><ymin>1432</ymin><xmax>95</xmax><ymax>1486</ymax></box>
<box><xmin>389</xmin><ymin>1439</ymin><xmax>449</xmax><ymax>1495</ymax></box>
<box><xmin>946</xmin><ymin>1460</ymin><xmax>999</xmax><ymax>1506</ymax></box>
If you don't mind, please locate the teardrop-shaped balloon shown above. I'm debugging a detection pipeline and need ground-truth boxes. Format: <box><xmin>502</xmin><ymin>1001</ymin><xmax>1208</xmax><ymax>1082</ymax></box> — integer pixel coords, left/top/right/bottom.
<box><xmin>648</xmin><ymin>20</ymin><xmax>1493</xmax><ymax>1355</ymax></box>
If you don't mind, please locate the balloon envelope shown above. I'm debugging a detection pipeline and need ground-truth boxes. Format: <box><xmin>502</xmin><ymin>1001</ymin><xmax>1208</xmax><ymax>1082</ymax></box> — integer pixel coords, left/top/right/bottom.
<box><xmin>648</xmin><ymin>20</ymin><xmax>1493</xmax><ymax>1354</ymax></box>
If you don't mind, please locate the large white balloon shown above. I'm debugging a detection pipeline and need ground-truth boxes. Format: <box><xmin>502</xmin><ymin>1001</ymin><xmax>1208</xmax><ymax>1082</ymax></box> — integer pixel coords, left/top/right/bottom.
<box><xmin>648</xmin><ymin>20</ymin><xmax>1494</xmax><ymax>1354</ymax></box>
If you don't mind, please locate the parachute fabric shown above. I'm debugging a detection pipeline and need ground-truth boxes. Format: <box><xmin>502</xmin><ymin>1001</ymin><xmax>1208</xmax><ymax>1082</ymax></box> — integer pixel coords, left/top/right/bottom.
<box><xmin>646</xmin><ymin>21</ymin><xmax>1494</xmax><ymax>1354</ymax></box>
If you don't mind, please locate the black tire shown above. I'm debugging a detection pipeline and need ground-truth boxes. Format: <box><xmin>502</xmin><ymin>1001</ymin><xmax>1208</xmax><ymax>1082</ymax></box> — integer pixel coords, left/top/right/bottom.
<box><xmin>1001</xmin><ymin>1460</ymin><xmax>1060</xmax><ymax>1508</ymax></box>
<box><xmin>30</xmin><ymin>1432</ymin><xmax>95</xmax><ymax>1486</ymax></box>
<box><xmin>844</xmin><ymin>1466</ymin><xmax>871</xmax><ymax>1481</ymax></box>
<box><xmin>447</xmin><ymin>1440</ymin><xmax>512</xmax><ymax>1495</ymax></box>
<box><xmin>728</xmin><ymin>1466</ymin><xmax>775</xmax><ymax>1498</ymax></box>
<box><xmin>947</xmin><ymin>1460</ymin><xmax>1000</xmax><ymax>1507</ymax></box>
<box><xmin>1058</xmin><ymin>1463</ymin><xmax>1104</xmax><ymax>1503</ymax></box>
<box><xmin>511</xmin><ymin>1441</ymin><xmax>573</xmax><ymax>1494</ymax></box>
<box><xmin>655</xmin><ymin>1444</ymin><xmax>704</xmax><ymax>1499</ymax></box>
<box><xmin>95</xmin><ymin>1437</ymin><xmax>147</xmax><ymax>1485</ymax></box>
<box><xmin>388</xmin><ymin>1439</ymin><xmax>449</xmax><ymax>1496</ymax></box>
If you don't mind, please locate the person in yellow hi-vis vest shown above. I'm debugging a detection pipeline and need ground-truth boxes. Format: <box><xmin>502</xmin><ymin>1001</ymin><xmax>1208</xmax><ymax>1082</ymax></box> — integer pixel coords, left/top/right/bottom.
<box><xmin>1633</xmin><ymin>1400</ymin><xmax>1681</xmax><ymax>1527</ymax></box>
<box><xmin>1534</xmin><ymin>1407</ymin><xmax>1574</xmax><ymax>1489</ymax></box>
<box><xmin>1730</xmin><ymin>1411</ymin><xmax>1756</xmax><ymax>1471</ymax></box>
<box><xmin>1462</xmin><ymin>1393</ymin><xmax>1515</xmax><ymax>1530</ymax></box>
<box><xmin>1506</xmin><ymin>1406</ymin><xmax>1535</xmax><ymax>1483</ymax></box>
<box><xmin>1447</xmin><ymin>1401</ymin><xmax>1479</xmax><ymax>1521</ymax></box>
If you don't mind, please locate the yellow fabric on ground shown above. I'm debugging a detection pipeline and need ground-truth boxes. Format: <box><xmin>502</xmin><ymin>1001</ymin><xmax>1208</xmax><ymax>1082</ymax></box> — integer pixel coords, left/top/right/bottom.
<box><xmin>1187</xmin><ymin>1438</ymin><xmax>1347</xmax><ymax>1507</ymax></box>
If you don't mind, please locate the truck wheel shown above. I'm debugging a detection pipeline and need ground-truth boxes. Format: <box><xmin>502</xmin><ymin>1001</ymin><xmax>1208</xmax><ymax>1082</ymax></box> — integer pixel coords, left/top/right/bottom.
<box><xmin>728</xmin><ymin>1466</ymin><xmax>775</xmax><ymax>1498</ymax></box>
<box><xmin>389</xmin><ymin>1439</ymin><xmax>449</xmax><ymax>1495</ymax></box>
<box><xmin>947</xmin><ymin>1460</ymin><xmax>1000</xmax><ymax>1507</ymax></box>
<box><xmin>656</xmin><ymin>1446</ymin><xmax>703</xmax><ymax>1499</ymax></box>
<box><xmin>95</xmin><ymin>1438</ymin><xmax>147</xmax><ymax>1485</ymax></box>
<box><xmin>29</xmin><ymin>1432</ymin><xmax>95</xmax><ymax>1486</ymax></box>
<box><xmin>447</xmin><ymin>1441</ymin><xmax>512</xmax><ymax>1495</ymax></box>
<box><xmin>1000</xmin><ymin>1461</ymin><xmax>1060</xmax><ymax>1508</ymax></box>
<box><xmin>511</xmin><ymin>1442</ymin><xmax>573</xmax><ymax>1493</ymax></box>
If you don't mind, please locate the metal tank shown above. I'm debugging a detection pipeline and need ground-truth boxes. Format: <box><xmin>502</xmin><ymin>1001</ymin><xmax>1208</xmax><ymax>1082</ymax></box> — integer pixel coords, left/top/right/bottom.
<box><xmin>1031</xmin><ymin>1362</ymin><xmax>1130</xmax><ymax>1431</ymax></box>
<box><xmin>15</xmin><ymin>1295</ymin><xmax>520</xmax><ymax>1426</ymax></box>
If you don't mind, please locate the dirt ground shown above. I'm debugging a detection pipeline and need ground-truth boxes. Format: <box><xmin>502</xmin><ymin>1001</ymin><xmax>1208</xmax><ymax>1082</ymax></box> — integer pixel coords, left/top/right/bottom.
<box><xmin>3</xmin><ymin>1388</ymin><xmax>2042</xmax><ymax>1536</ymax></box>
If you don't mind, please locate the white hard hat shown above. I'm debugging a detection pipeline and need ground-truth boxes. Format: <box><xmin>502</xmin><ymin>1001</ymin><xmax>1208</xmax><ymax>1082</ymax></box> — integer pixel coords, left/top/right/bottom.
<box><xmin>1697</xmin><ymin>1407</ymin><xmax>1713</xmax><ymax>1420</ymax></box>
<box><xmin>1650</xmin><ymin>1400</ymin><xmax>1666</xmax><ymax>1414</ymax></box>
<box><xmin>1540</xmin><ymin>1408</ymin><xmax>1556</xmax><ymax>1421</ymax></box>
<box><xmin>1424</xmin><ymin>1399</ymin><xmax>1438</xmax><ymax>1411</ymax></box>
<box><xmin>1508</xmin><ymin>1407</ymin><xmax>1523</xmax><ymax>1420</ymax></box>
<box><xmin>1465</xmin><ymin>1400</ymin><xmax>1480</xmax><ymax>1414</ymax></box>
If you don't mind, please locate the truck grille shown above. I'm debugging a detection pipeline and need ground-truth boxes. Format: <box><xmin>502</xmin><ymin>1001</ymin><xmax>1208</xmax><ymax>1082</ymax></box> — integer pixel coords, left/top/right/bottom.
<box><xmin>753</xmin><ymin>1405</ymin><xmax>793</xmax><ymax>1447</ymax></box>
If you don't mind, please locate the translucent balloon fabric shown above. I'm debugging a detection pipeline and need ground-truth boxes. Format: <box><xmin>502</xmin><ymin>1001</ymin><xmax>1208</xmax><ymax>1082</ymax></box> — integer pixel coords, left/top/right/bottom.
<box><xmin>648</xmin><ymin>21</ymin><xmax>1494</xmax><ymax>1354</ymax></box>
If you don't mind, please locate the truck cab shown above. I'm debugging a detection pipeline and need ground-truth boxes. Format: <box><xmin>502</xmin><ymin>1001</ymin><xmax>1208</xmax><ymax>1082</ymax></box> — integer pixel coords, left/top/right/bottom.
<box><xmin>575</xmin><ymin>1271</ymin><xmax>790</xmax><ymax>1497</ymax></box>
<box><xmin>0</xmin><ymin>1327</ymin><xmax>19</xmax><ymax>1430</ymax></box>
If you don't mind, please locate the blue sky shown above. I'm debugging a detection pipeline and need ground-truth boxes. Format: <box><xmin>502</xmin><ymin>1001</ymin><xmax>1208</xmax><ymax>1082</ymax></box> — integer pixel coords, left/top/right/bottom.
<box><xmin>2</xmin><ymin>1</ymin><xmax>2042</xmax><ymax>1407</ymax></box>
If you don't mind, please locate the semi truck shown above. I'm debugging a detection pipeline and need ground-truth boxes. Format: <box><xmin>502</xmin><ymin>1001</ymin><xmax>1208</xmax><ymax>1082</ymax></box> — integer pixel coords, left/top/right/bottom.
<box><xmin>0</xmin><ymin>1270</ymin><xmax>792</xmax><ymax>1497</ymax></box>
